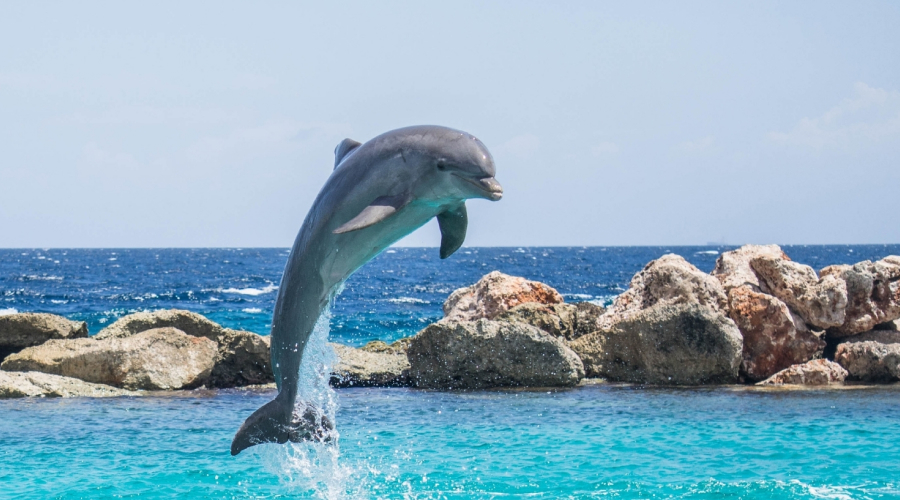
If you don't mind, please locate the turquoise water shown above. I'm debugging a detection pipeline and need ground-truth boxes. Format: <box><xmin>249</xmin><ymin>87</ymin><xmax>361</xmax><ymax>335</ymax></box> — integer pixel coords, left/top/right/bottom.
<box><xmin>2</xmin><ymin>385</ymin><xmax>899</xmax><ymax>499</ymax></box>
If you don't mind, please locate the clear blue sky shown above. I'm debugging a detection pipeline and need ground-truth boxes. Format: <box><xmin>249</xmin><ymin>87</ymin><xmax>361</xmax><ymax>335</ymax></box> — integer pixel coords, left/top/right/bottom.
<box><xmin>2</xmin><ymin>1</ymin><xmax>898</xmax><ymax>247</ymax></box>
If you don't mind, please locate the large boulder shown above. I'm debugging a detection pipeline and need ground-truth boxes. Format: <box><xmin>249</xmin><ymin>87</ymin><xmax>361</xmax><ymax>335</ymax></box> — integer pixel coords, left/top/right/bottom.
<box><xmin>95</xmin><ymin>309</ymin><xmax>225</xmax><ymax>340</ymax></box>
<box><xmin>834</xmin><ymin>330</ymin><xmax>900</xmax><ymax>382</ymax></box>
<box><xmin>1</xmin><ymin>327</ymin><xmax>217</xmax><ymax>390</ymax></box>
<box><xmin>756</xmin><ymin>359</ymin><xmax>848</xmax><ymax>386</ymax></box>
<box><xmin>497</xmin><ymin>302</ymin><xmax>605</xmax><ymax>341</ymax></box>
<box><xmin>819</xmin><ymin>257</ymin><xmax>900</xmax><ymax>337</ymax></box>
<box><xmin>712</xmin><ymin>244</ymin><xmax>790</xmax><ymax>292</ymax></box>
<box><xmin>330</xmin><ymin>340</ymin><xmax>410</xmax><ymax>387</ymax></box>
<box><xmin>570</xmin><ymin>303</ymin><xmax>742</xmax><ymax>385</ymax></box>
<box><xmin>597</xmin><ymin>254</ymin><xmax>728</xmax><ymax>330</ymax></box>
<box><xmin>207</xmin><ymin>329</ymin><xmax>273</xmax><ymax>388</ymax></box>
<box><xmin>750</xmin><ymin>257</ymin><xmax>848</xmax><ymax>329</ymax></box>
<box><xmin>408</xmin><ymin>319</ymin><xmax>584</xmax><ymax>389</ymax></box>
<box><xmin>711</xmin><ymin>245</ymin><xmax>825</xmax><ymax>381</ymax></box>
<box><xmin>727</xmin><ymin>286</ymin><xmax>825</xmax><ymax>381</ymax></box>
<box><xmin>0</xmin><ymin>371</ymin><xmax>133</xmax><ymax>399</ymax></box>
<box><xmin>442</xmin><ymin>271</ymin><xmax>564</xmax><ymax>322</ymax></box>
<box><xmin>93</xmin><ymin>309</ymin><xmax>271</xmax><ymax>388</ymax></box>
<box><xmin>0</xmin><ymin>313</ymin><xmax>88</xmax><ymax>360</ymax></box>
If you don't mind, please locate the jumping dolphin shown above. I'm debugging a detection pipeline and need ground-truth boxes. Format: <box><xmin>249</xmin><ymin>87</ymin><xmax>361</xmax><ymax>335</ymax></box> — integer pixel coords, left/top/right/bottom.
<box><xmin>231</xmin><ymin>125</ymin><xmax>502</xmax><ymax>455</ymax></box>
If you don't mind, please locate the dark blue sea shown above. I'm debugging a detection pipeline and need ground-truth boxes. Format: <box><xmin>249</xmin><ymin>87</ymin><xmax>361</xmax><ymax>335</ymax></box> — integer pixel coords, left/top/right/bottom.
<box><xmin>1</xmin><ymin>245</ymin><xmax>899</xmax><ymax>499</ymax></box>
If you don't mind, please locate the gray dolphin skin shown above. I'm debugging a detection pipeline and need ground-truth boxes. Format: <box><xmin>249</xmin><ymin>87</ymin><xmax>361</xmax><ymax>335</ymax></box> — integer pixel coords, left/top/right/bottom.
<box><xmin>231</xmin><ymin>125</ymin><xmax>502</xmax><ymax>455</ymax></box>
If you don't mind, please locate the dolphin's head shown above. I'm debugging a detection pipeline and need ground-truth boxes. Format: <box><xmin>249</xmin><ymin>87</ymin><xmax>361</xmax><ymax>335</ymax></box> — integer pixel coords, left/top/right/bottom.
<box><xmin>393</xmin><ymin>126</ymin><xmax>503</xmax><ymax>203</ymax></box>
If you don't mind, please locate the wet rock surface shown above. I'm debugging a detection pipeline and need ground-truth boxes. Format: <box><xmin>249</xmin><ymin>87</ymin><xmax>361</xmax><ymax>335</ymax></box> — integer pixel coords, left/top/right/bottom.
<box><xmin>1</xmin><ymin>327</ymin><xmax>217</xmax><ymax>390</ymax></box>
<box><xmin>570</xmin><ymin>303</ymin><xmax>742</xmax><ymax>385</ymax></box>
<box><xmin>408</xmin><ymin>319</ymin><xmax>584</xmax><ymax>389</ymax></box>
<box><xmin>757</xmin><ymin>359</ymin><xmax>847</xmax><ymax>386</ymax></box>
<box><xmin>0</xmin><ymin>313</ymin><xmax>88</xmax><ymax>361</ymax></box>
<box><xmin>834</xmin><ymin>330</ymin><xmax>900</xmax><ymax>382</ymax></box>
<box><xmin>442</xmin><ymin>271</ymin><xmax>564</xmax><ymax>322</ymax></box>
<box><xmin>0</xmin><ymin>371</ymin><xmax>135</xmax><ymax>398</ymax></box>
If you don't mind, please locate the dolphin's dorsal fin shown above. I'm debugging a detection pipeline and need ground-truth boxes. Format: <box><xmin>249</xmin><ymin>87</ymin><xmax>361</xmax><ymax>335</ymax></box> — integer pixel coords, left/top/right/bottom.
<box><xmin>334</xmin><ymin>139</ymin><xmax>362</xmax><ymax>168</ymax></box>
<box><xmin>333</xmin><ymin>193</ymin><xmax>411</xmax><ymax>234</ymax></box>
<box><xmin>437</xmin><ymin>203</ymin><xmax>467</xmax><ymax>259</ymax></box>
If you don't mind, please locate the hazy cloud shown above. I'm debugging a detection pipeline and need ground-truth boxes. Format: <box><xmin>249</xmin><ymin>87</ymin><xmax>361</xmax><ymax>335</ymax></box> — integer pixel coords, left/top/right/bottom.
<box><xmin>768</xmin><ymin>82</ymin><xmax>900</xmax><ymax>149</ymax></box>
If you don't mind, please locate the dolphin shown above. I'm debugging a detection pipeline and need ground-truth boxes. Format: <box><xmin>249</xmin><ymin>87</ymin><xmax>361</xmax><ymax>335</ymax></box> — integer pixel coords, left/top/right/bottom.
<box><xmin>231</xmin><ymin>125</ymin><xmax>502</xmax><ymax>455</ymax></box>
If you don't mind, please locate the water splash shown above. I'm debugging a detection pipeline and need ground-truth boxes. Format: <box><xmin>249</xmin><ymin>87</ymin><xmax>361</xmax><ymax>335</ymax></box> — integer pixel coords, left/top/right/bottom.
<box><xmin>259</xmin><ymin>308</ymin><xmax>366</xmax><ymax>499</ymax></box>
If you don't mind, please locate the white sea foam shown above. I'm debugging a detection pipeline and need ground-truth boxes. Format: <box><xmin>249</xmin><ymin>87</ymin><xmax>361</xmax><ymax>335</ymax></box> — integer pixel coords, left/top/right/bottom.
<box><xmin>388</xmin><ymin>297</ymin><xmax>427</xmax><ymax>304</ymax></box>
<box><xmin>222</xmin><ymin>284</ymin><xmax>278</xmax><ymax>296</ymax></box>
<box><xmin>696</xmin><ymin>250</ymin><xmax>719</xmax><ymax>255</ymax></box>
<box><xmin>23</xmin><ymin>275</ymin><xmax>63</xmax><ymax>281</ymax></box>
<box><xmin>563</xmin><ymin>293</ymin><xmax>593</xmax><ymax>300</ymax></box>
<box><xmin>0</xmin><ymin>308</ymin><xmax>18</xmax><ymax>316</ymax></box>
<box><xmin>242</xmin><ymin>308</ymin><xmax>263</xmax><ymax>314</ymax></box>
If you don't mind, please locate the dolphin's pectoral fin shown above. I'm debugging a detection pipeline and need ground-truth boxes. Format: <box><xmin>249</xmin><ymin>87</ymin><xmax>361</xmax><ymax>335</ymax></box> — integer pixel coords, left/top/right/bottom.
<box><xmin>231</xmin><ymin>396</ymin><xmax>334</xmax><ymax>456</ymax></box>
<box><xmin>334</xmin><ymin>139</ymin><xmax>362</xmax><ymax>169</ymax></box>
<box><xmin>333</xmin><ymin>193</ymin><xmax>411</xmax><ymax>234</ymax></box>
<box><xmin>437</xmin><ymin>203</ymin><xmax>468</xmax><ymax>259</ymax></box>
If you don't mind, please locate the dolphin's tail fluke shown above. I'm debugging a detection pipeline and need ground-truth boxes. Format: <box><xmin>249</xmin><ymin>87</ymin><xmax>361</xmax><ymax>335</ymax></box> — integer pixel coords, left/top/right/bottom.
<box><xmin>231</xmin><ymin>393</ymin><xmax>334</xmax><ymax>456</ymax></box>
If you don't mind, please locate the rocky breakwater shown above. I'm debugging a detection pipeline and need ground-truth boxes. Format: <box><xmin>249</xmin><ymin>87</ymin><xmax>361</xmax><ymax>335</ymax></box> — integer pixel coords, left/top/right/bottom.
<box><xmin>408</xmin><ymin>272</ymin><xmax>586</xmax><ymax>389</ymax></box>
<box><xmin>570</xmin><ymin>255</ymin><xmax>743</xmax><ymax>384</ymax></box>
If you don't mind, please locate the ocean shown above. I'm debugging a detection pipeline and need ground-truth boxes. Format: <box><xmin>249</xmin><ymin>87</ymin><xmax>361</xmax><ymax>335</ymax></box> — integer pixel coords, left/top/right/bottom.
<box><xmin>1</xmin><ymin>245</ymin><xmax>899</xmax><ymax>499</ymax></box>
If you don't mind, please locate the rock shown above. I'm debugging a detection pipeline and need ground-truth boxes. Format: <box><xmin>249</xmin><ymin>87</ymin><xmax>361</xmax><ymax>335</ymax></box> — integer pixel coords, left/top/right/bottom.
<box><xmin>442</xmin><ymin>271</ymin><xmax>564</xmax><ymax>322</ymax></box>
<box><xmin>92</xmin><ymin>309</ymin><xmax>272</xmax><ymax>388</ymax></box>
<box><xmin>207</xmin><ymin>329</ymin><xmax>273</xmax><ymax>388</ymax></box>
<box><xmin>408</xmin><ymin>319</ymin><xmax>584</xmax><ymax>389</ymax></box>
<box><xmin>496</xmin><ymin>301</ymin><xmax>606</xmax><ymax>341</ymax></box>
<box><xmin>750</xmin><ymin>256</ymin><xmax>848</xmax><ymax>329</ymax></box>
<box><xmin>94</xmin><ymin>309</ymin><xmax>226</xmax><ymax>341</ymax></box>
<box><xmin>756</xmin><ymin>359</ymin><xmax>848</xmax><ymax>386</ymax></box>
<box><xmin>496</xmin><ymin>302</ymin><xmax>576</xmax><ymax>339</ymax></box>
<box><xmin>0</xmin><ymin>371</ymin><xmax>134</xmax><ymax>399</ymax></box>
<box><xmin>330</xmin><ymin>340</ymin><xmax>410</xmax><ymax>387</ymax></box>
<box><xmin>570</xmin><ymin>303</ymin><xmax>742</xmax><ymax>385</ymax></box>
<box><xmin>597</xmin><ymin>254</ymin><xmax>728</xmax><ymax>330</ymax></box>
<box><xmin>727</xmin><ymin>285</ymin><xmax>825</xmax><ymax>381</ymax></box>
<box><xmin>1</xmin><ymin>327</ymin><xmax>217</xmax><ymax>390</ymax></box>
<box><xmin>834</xmin><ymin>330</ymin><xmax>900</xmax><ymax>382</ymax></box>
<box><xmin>712</xmin><ymin>244</ymin><xmax>790</xmax><ymax>292</ymax></box>
<box><xmin>819</xmin><ymin>257</ymin><xmax>900</xmax><ymax>337</ymax></box>
<box><xmin>0</xmin><ymin>313</ymin><xmax>88</xmax><ymax>360</ymax></box>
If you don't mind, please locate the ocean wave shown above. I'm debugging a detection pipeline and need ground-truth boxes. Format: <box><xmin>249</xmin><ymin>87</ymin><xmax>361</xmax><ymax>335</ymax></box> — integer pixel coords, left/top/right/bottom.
<box><xmin>221</xmin><ymin>284</ymin><xmax>278</xmax><ymax>296</ymax></box>
<box><xmin>0</xmin><ymin>308</ymin><xmax>18</xmax><ymax>316</ymax></box>
<box><xmin>22</xmin><ymin>275</ymin><xmax>63</xmax><ymax>281</ymax></box>
<box><xmin>696</xmin><ymin>250</ymin><xmax>719</xmax><ymax>255</ymax></box>
<box><xmin>563</xmin><ymin>293</ymin><xmax>593</xmax><ymax>300</ymax></box>
<box><xmin>242</xmin><ymin>308</ymin><xmax>263</xmax><ymax>314</ymax></box>
<box><xmin>388</xmin><ymin>297</ymin><xmax>428</xmax><ymax>304</ymax></box>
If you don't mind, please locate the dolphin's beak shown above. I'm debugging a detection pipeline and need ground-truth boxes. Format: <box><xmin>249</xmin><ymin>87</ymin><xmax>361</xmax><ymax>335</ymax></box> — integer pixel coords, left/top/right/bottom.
<box><xmin>479</xmin><ymin>177</ymin><xmax>503</xmax><ymax>201</ymax></box>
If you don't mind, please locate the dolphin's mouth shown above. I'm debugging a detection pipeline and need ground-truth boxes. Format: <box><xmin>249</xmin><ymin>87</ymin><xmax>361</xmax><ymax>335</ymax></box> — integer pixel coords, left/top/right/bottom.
<box><xmin>455</xmin><ymin>174</ymin><xmax>503</xmax><ymax>201</ymax></box>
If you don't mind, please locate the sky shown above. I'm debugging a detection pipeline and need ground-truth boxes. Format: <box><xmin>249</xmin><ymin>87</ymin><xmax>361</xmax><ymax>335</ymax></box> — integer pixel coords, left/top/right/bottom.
<box><xmin>1</xmin><ymin>1</ymin><xmax>899</xmax><ymax>248</ymax></box>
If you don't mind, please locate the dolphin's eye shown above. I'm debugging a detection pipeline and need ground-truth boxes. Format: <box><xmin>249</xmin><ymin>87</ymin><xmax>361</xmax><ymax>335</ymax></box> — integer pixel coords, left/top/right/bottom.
<box><xmin>436</xmin><ymin>160</ymin><xmax>448</xmax><ymax>171</ymax></box>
